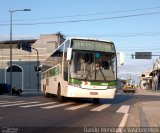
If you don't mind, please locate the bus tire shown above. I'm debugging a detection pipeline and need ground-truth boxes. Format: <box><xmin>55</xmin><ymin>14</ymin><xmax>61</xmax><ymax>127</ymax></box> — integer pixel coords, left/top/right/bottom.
<box><xmin>57</xmin><ymin>85</ymin><xmax>64</xmax><ymax>102</ymax></box>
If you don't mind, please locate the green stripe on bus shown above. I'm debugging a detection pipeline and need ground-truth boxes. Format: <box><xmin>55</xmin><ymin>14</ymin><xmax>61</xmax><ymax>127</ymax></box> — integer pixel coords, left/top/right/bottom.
<box><xmin>69</xmin><ymin>78</ymin><xmax>82</xmax><ymax>84</ymax></box>
<box><xmin>50</xmin><ymin>68</ymin><xmax>56</xmax><ymax>76</ymax></box>
<box><xmin>69</xmin><ymin>78</ymin><xmax>117</xmax><ymax>86</ymax></box>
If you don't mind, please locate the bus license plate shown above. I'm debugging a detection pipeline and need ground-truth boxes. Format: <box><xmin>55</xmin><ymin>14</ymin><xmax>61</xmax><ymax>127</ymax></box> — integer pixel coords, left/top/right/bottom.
<box><xmin>90</xmin><ymin>92</ymin><xmax>98</xmax><ymax>95</ymax></box>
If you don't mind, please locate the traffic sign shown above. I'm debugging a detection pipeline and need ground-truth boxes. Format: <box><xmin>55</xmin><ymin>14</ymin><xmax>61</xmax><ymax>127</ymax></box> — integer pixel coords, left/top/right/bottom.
<box><xmin>17</xmin><ymin>42</ymin><xmax>32</xmax><ymax>52</ymax></box>
<box><xmin>135</xmin><ymin>52</ymin><xmax>152</xmax><ymax>59</ymax></box>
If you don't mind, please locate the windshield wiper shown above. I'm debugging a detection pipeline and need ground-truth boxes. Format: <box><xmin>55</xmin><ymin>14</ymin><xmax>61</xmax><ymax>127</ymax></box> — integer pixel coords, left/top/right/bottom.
<box><xmin>98</xmin><ymin>67</ymin><xmax>107</xmax><ymax>81</ymax></box>
<box><xmin>84</xmin><ymin>67</ymin><xmax>107</xmax><ymax>81</ymax></box>
<box><xmin>84</xmin><ymin>69</ymin><xmax>93</xmax><ymax>80</ymax></box>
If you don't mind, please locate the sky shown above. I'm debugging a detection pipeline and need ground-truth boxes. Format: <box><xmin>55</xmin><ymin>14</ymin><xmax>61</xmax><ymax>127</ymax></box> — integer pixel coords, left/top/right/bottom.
<box><xmin>1</xmin><ymin>0</ymin><xmax>160</xmax><ymax>82</ymax></box>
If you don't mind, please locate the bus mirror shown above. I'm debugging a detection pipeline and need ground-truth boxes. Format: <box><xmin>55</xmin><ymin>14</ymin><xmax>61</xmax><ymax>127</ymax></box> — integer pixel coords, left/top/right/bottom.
<box><xmin>119</xmin><ymin>52</ymin><xmax>125</xmax><ymax>65</ymax></box>
<box><xmin>67</xmin><ymin>48</ymin><xmax>72</xmax><ymax>61</ymax></box>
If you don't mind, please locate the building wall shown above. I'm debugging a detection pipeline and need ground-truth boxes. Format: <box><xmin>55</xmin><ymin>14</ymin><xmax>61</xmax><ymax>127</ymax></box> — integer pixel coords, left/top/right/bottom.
<box><xmin>0</xmin><ymin>33</ymin><xmax>65</xmax><ymax>92</ymax></box>
<box><xmin>0</xmin><ymin>61</ymin><xmax>39</xmax><ymax>92</ymax></box>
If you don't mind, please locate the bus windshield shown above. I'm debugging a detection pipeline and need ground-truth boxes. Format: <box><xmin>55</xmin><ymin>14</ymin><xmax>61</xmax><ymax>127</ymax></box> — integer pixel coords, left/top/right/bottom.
<box><xmin>70</xmin><ymin>50</ymin><xmax>116</xmax><ymax>81</ymax></box>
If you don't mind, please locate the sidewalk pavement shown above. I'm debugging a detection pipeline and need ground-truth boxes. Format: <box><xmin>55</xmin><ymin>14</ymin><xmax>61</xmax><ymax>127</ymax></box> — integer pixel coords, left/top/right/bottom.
<box><xmin>0</xmin><ymin>94</ymin><xmax>18</xmax><ymax>99</ymax></box>
<box><xmin>127</xmin><ymin>87</ymin><xmax>160</xmax><ymax>127</ymax></box>
<box><xmin>0</xmin><ymin>91</ymin><xmax>42</xmax><ymax>99</ymax></box>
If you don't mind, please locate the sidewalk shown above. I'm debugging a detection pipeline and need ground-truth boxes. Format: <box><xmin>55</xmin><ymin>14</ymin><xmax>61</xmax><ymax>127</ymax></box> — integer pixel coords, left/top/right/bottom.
<box><xmin>127</xmin><ymin>87</ymin><xmax>160</xmax><ymax>127</ymax></box>
<box><xmin>0</xmin><ymin>91</ymin><xmax>42</xmax><ymax>99</ymax></box>
<box><xmin>141</xmin><ymin>101</ymin><xmax>160</xmax><ymax>127</ymax></box>
<box><xmin>0</xmin><ymin>94</ymin><xmax>18</xmax><ymax>99</ymax></box>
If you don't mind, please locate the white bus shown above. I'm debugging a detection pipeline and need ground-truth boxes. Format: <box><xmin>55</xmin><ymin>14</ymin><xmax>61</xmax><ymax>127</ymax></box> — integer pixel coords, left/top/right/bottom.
<box><xmin>41</xmin><ymin>38</ymin><xmax>117</xmax><ymax>102</ymax></box>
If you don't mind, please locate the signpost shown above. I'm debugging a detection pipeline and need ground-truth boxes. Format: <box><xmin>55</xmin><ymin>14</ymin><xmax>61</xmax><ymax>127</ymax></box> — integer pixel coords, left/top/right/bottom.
<box><xmin>135</xmin><ymin>52</ymin><xmax>152</xmax><ymax>59</ymax></box>
<box><xmin>17</xmin><ymin>42</ymin><xmax>32</xmax><ymax>52</ymax></box>
<box><xmin>132</xmin><ymin>52</ymin><xmax>152</xmax><ymax>59</ymax></box>
<box><xmin>132</xmin><ymin>52</ymin><xmax>160</xmax><ymax>59</ymax></box>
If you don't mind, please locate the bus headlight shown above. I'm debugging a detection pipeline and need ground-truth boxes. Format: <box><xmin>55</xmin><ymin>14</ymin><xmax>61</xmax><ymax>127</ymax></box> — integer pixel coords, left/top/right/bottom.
<box><xmin>69</xmin><ymin>83</ymin><xmax>81</xmax><ymax>88</ymax></box>
<box><xmin>107</xmin><ymin>86</ymin><xmax>116</xmax><ymax>89</ymax></box>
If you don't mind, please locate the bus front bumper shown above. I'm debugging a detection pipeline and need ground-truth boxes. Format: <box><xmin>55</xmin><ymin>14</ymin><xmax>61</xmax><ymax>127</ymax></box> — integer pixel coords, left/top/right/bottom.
<box><xmin>66</xmin><ymin>85</ymin><xmax>116</xmax><ymax>99</ymax></box>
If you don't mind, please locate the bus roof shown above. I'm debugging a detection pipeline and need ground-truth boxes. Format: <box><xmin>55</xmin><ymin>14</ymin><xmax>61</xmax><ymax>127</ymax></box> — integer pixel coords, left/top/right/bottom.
<box><xmin>66</xmin><ymin>37</ymin><xmax>114</xmax><ymax>44</ymax></box>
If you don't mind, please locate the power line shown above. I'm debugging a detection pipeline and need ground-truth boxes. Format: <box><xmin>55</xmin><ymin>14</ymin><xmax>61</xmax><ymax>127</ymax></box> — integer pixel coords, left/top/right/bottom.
<box><xmin>118</xmin><ymin>49</ymin><xmax>158</xmax><ymax>51</ymax></box>
<box><xmin>117</xmin><ymin>47</ymin><xmax>160</xmax><ymax>53</ymax></box>
<box><xmin>1</xmin><ymin>6</ymin><xmax>160</xmax><ymax>23</ymax></box>
<box><xmin>66</xmin><ymin>32</ymin><xmax>160</xmax><ymax>37</ymax></box>
<box><xmin>0</xmin><ymin>11</ymin><xmax>160</xmax><ymax>26</ymax></box>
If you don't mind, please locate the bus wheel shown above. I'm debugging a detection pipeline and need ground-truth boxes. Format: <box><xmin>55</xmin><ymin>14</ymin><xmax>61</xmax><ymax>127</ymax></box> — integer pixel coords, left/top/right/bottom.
<box><xmin>93</xmin><ymin>98</ymin><xmax>100</xmax><ymax>103</ymax></box>
<box><xmin>57</xmin><ymin>85</ymin><xmax>64</xmax><ymax>102</ymax></box>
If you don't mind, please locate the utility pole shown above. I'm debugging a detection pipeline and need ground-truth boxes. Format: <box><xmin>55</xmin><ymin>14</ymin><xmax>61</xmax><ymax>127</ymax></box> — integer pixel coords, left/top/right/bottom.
<box><xmin>9</xmin><ymin>9</ymin><xmax>31</xmax><ymax>95</ymax></box>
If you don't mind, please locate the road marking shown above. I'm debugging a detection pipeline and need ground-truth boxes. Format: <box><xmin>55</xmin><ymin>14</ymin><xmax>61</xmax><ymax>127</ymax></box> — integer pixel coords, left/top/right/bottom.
<box><xmin>118</xmin><ymin>113</ymin><xmax>129</xmax><ymax>128</ymax></box>
<box><xmin>116</xmin><ymin>105</ymin><xmax>130</xmax><ymax>114</ymax></box>
<box><xmin>66</xmin><ymin>103</ymin><xmax>92</xmax><ymax>110</ymax></box>
<box><xmin>0</xmin><ymin>101</ymin><xmax>24</xmax><ymax>105</ymax></box>
<box><xmin>20</xmin><ymin>102</ymin><xmax>57</xmax><ymax>108</ymax></box>
<box><xmin>90</xmin><ymin>104</ymin><xmax>111</xmax><ymax>111</ymax></box>
<box><xmin>41</xmin><ymin>102</ymin><xmax>74</xmax><ymax>109</ymax></box>
<box><xmin>116</xmin><ymin>105</ymin><xmax>130</xmax><ymax>131</ymax></box>
<box><xmin>0</xmin><ymin>101</ymin><xmax>40</xmax><ymax>107</ymax></box>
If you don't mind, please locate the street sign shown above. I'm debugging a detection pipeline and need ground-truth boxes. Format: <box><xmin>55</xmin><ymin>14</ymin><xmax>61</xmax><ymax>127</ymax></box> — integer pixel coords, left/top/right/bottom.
<box><xmin>135</xmin><ymin>52</ymin><xmax>152</xmax><ymax>59</ymax></box>
<box><xmin>17</xmin><ymin>42</ymin><xmax>32</xmax><ymax>52</ymax></box>
<box><xmin>21</xmin><ymin>42</ymin><xmax>32</xmax><ymax>52</ymax></box>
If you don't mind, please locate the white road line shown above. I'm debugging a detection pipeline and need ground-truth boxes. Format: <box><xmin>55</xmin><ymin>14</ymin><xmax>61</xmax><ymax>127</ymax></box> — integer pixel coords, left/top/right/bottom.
<box><xmin>0</xmin><ymin>101</ymin><xmax>40</xmax><ymax>107</ymax></box>
<box><xmin>116</xmin><ymin>105</ymin><xmax>130</xmax><ymax>131</ymax></box>
<box><xmin>66</xmin><ymin>103</ymin><xmax>92</xmax><ymax>110</ymax></box>
<box><xmin>41</xmin><ymin>102</ymin><xmax>74</xmax><ymax>109</ymax></box>
<box><xmin>90</xmin><ymin>104</ymin><xmax>111</xmax><ymax>111</ymax></box>
<box><xmin>20</xmin><ymin>102</ymin><xmax>57</xmax><ymax>108</ymax></box>
<box><xmin>118</xmin><ymin>113</ymin><xmax>129</xmax><ymax>128</ymax></box>
<box><xmin>0</xmin><ymin>101</ymin><xmax>24</xmax><ymax>105</ymax></box>
<box><xmin>116</xmin><ymin>105</ymin><xmax>130</xmax><ymax>114</ymax></box>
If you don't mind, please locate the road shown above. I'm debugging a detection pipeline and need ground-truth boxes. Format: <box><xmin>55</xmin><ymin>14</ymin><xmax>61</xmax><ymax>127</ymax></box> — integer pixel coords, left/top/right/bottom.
<box><xmin>0</xmin><ymin>91</ymin><xmax>159</xmax><ymax>133</ymax></box>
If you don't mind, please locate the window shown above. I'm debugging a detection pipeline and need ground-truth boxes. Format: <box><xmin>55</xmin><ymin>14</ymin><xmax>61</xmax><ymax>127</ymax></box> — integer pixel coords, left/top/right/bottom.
<box><xmin>63</xmin><ymin>40</ymin><xmax>70</xmax><ymax>81</ymax></box>
<box><xmin>7</xmin><ymin>65</ymin><xmax>22</xmax><ymax>72</ymax></box>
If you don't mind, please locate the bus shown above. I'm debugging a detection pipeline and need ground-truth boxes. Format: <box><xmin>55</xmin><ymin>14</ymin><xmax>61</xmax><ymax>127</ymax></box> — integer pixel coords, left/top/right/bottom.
<box><xmin>41</xmin><ymin>38</ymin><xmax>117</xmax><ymax>102</ymax></box>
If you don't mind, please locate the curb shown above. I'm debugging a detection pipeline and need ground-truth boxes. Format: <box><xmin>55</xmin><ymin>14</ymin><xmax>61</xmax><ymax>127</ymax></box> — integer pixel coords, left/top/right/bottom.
<box><xmin>139</xmin><ymin>103</ymin><xmax>148</xmax><ymax>127</ymax></box>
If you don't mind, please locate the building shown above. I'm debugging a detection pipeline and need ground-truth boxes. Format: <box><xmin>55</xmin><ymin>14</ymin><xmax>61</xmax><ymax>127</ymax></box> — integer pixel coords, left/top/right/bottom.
<box><xmin>140</xmin><ymin>58</ymin><xmax>160</xmax><ymax>91</ymax></box>
<box><xmin>139</xmin><ymin>71</ymin><xmax>152</xmax><ymax>90</ymax></box>
<box><xmin>151</xmin><ymin>58</ymin><xmax>160</xmax><ymax>91</ymax></box>
<box><xmin>0</xmin><ymin>33</ymin><xmax>65</xmax><ymax>92</ymax></box>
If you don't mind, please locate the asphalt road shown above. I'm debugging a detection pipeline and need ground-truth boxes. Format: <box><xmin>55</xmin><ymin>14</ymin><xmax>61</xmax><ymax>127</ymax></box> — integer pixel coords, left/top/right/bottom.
<box><xmin>0</xmin><ymin>92</ymin><xmax>151</xmax><ymax>133</ymax></box>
